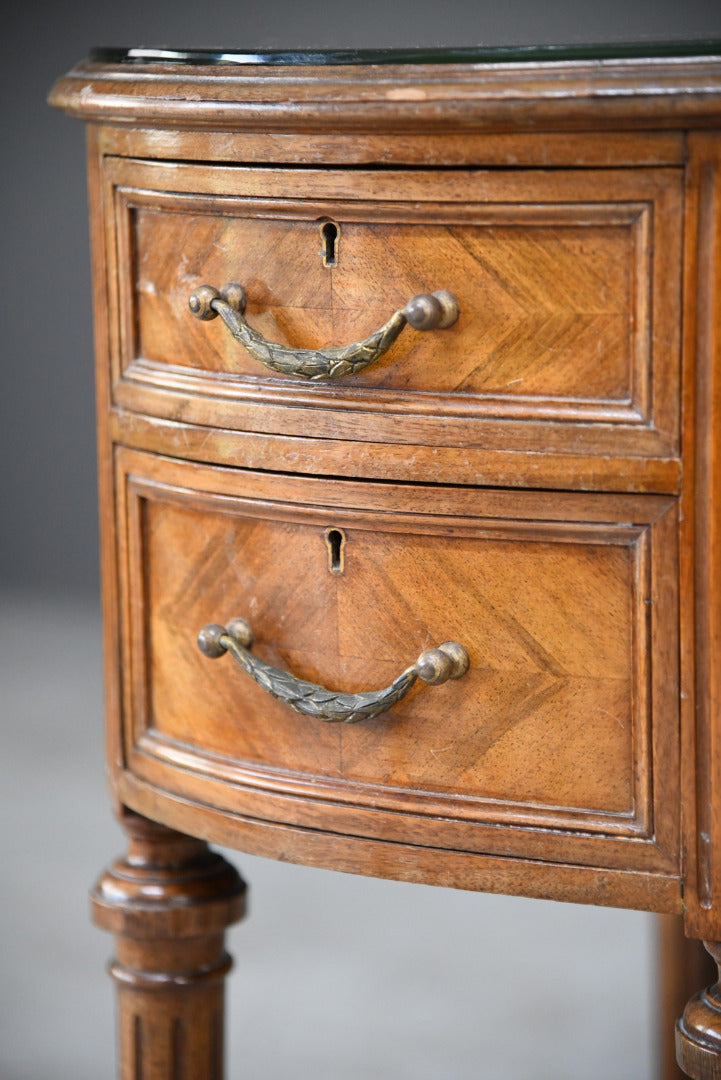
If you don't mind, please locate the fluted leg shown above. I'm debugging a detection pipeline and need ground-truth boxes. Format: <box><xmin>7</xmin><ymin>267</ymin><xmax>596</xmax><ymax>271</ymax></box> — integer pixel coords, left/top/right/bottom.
<box><xmin>92</xmin><ymin>810</ymin><xmax>246</xmax><ymax>1080</ymax></box>
<box><xmin>676</xmin><ymin>941</ymin><xmax>721</xmax><ymax>1079</ymax></box>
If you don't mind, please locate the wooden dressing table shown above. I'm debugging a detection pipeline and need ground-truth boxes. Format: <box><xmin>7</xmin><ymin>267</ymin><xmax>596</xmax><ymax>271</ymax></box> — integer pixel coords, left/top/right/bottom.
<box><xmin>50</xmin><ymin>43</ymin><xmax>721</xmax><ymax>1078</ymax></box>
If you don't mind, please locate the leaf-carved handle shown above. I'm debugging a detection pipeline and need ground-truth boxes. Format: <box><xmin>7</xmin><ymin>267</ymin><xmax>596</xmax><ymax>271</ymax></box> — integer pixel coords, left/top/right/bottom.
<box><xmin>197</xmin><ymin>618</ymin><xmax>469</xmax><ymax>724</ymax></box>
<box><xmin>188</xmin><ymin>283</ymin><xmax>459</xmax><ymax>381</ymax></box>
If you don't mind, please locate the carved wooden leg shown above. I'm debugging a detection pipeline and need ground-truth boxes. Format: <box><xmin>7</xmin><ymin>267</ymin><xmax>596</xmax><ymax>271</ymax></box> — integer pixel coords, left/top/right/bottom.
<box><xmin>676</xmin><ymin>942</ymin><xmax>721</xmax><ymax>1079</ymax></box>
<box><xmin>659</xmin><ymin>916</ymin><xmax>718</xmax><ymax>1080</ymax></box>
<box><xmin>91</xmin><ymin>810</ymin><xmax>246</xmax><ymax>1080</ymax></box>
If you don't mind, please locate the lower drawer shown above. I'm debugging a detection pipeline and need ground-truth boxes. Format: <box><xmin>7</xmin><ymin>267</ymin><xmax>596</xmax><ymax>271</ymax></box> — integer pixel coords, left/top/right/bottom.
<box><xmin>113</xmin><ymin>447</ymin><xmax>680</xmax><ymax>902</ymax></box>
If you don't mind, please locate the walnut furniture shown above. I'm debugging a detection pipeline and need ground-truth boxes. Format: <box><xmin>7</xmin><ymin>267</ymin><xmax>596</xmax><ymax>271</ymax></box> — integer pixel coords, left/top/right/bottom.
<box><xmin>50</xmin><ymin>43</ymin><xmax>721</xmax><ymax>1078</ymax></box>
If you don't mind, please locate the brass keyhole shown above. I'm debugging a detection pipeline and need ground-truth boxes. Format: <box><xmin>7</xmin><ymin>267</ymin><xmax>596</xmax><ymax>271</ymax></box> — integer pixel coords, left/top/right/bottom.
<box><xmin>320</xmin><ymin>221</ymin><xmax>340</xmax><ymax>267</ymax></box>
<box><xmin>324</xmin><ymin>527</ymin><xmax>346</xmax><ymax>574</ymax></box>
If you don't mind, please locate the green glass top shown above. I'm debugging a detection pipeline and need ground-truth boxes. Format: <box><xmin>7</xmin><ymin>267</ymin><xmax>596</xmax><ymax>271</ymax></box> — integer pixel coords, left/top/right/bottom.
<box><xmin>90</xmin><ymin>42</ymin><xmax>721</xmax><ymax>67</ymax></box>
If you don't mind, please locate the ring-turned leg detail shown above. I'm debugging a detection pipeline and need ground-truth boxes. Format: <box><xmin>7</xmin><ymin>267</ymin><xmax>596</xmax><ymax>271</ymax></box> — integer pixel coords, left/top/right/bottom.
<box><xmin>91</xmin><ymin>810</ymin><xmax>246</xmax><ymax>1080</ymax></box>
<box><xmin>677</xmin><ymin>941</ymin><xmax>721</xmax><ymax>1079</ymax></box>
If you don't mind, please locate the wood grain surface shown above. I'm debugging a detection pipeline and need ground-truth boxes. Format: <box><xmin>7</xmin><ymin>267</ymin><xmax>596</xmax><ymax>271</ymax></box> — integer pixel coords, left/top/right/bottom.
<box><xmin>110</xmin><ymin>448</ymin><xmax>680</xmax><ymax>902</ymax></box>
<box><xmin>680</xmin><ymin>133</ymin><xmax>721</xmax><ymax>945</ymax></box>
<box><xmin>49</xmin><ymin>53</ymin><xmax>721</xmax><ymax>132</ymax></box>
<box><xmin>106</xmin><ymin>160</ymin><xmax>681</xmax><ymax>476</ymax></box>
<box><xmin>91</xmin><ymin>810</ymin><xmax>245</xmax><ymax>1080</ymax></box>
<box><xmin>49</xmin><ymin>50</ymin><xmax>721</xmax><ymax>1080</ymax></box>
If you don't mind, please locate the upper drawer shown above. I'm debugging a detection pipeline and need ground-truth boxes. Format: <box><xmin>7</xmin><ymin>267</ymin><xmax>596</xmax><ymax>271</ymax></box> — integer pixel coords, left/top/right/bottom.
<box><xmin>104</xmin><ymin>158</ymin><xmax>682</xmax><ymax>483</ymax></box>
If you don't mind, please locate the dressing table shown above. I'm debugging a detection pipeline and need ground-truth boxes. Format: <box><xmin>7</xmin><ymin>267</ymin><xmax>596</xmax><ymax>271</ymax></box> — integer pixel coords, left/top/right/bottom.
<box><xmin>49</xmin><ymin>43</ymin><xmax>721</xmax><ymax>1078</ymax></box>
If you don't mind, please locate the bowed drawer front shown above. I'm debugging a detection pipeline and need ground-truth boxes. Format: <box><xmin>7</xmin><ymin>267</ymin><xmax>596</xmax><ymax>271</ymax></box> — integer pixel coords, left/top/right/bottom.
<box><xmin>115</xmin><ymin>448</ymin><xmax>679</xmax><ymax>905</ymax></box>
<box><xmin>106</xmin><ymin>158</ymin><xmax>681</xmax><ymax>487</ymax></box>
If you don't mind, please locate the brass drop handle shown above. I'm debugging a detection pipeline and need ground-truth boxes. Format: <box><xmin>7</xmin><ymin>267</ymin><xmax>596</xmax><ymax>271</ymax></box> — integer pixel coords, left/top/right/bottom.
<box><xmin>198</xmin><ymin>618</ymin><xmax>469</xmax><ymax>724</ymax></box>
<box><xmin>188</xmin><ymin>283</ymin><xmax>459</xmax><ymax>380</ymax></box>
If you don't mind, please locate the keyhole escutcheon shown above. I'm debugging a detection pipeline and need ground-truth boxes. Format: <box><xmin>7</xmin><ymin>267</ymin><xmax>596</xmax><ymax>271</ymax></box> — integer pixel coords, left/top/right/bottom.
<box><xmin>324</xmin><ymin>527</ymin><xmax>346</xmax><ymax>574</ymax></box>
<box><xmin>320</xmin><ymin>220</ymin><xmax>340</xmax><ymax>267</ymax></box>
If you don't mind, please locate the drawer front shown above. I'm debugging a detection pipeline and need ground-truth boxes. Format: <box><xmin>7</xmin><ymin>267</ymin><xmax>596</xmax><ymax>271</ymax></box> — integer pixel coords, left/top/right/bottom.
<box><xmin>106</xmin><ymin>159</ymin><xmax>681</xmax><ymax>479</ymax></box>
<box><xmin>115</xmin><ymin>448</ymin><xmax>679</xmax><ymax>880</ymax></box>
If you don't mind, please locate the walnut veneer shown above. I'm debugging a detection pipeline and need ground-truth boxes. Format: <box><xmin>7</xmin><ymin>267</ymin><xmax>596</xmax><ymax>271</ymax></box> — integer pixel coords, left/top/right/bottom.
<box><xmin>50</xmin><ymin>45</ymin><xmax>721</xmax><ymax>1079</ymax></box>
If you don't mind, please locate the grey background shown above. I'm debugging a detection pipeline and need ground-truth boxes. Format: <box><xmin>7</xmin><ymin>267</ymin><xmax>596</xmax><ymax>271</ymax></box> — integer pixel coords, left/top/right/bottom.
<box><xmin>2</xmin><ymin>2</ymin><xmax>721</xmax><ymax>1078</ymax></box>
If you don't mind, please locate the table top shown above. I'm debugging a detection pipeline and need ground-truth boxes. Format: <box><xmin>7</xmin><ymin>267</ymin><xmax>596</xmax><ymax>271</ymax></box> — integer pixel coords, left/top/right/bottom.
<box><xmin>90</xmin><ymin>41</ymin><xmax>721</xmax><ymax>67</ymax></box>
<box><xmin>50</xmin><ymin>42</ymin><xmax>721</xmax><ymax>135</ymax></box>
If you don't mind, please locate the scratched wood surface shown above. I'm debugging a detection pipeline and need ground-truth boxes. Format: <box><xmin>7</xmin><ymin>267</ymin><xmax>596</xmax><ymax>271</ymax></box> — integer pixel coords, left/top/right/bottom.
<box><xmin>679</xmin><ymin>133</ymin><xmax>721</xmax><ymax>946</ymax></box>
<box><xmin>49</xmin><ymin>52</ymin><xmax>721</xmax><ymax>133</ymax></box>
